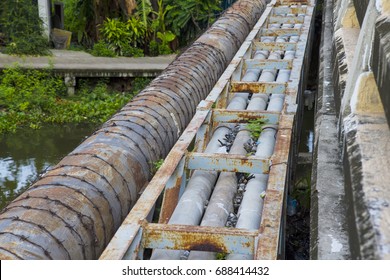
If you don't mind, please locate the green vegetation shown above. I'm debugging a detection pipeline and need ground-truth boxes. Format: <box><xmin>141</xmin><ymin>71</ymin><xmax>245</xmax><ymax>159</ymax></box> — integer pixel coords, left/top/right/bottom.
<box><xmin>0</xmin><ymin>66</ymin><xmax>150</xmax><ymax>134</ymax></box>
<box><xmin>292</xmin><ymin>171</ymin><xmax>311</xmax><ymax>211</ymax></box>
<box><xmin>216</xmin><ymin>252</ymin><xmax>227</xmax><ymax>260</ymax></box>
<box><xmin>165</xmin><ymin>0</ymin><xmax>221</xmax><ymax>44</ymax></box>
<box><xmin>247</xmin><ymin>118</ymin><xmax>268</xmax><ymax>140</ymax></box>
<box><xmin>151</xmin><ymin>158</ymin><xmax>164</xmax><ymax>175</ymax></box>
<box><xmin>0</xmin><ymin>0</ymin><xmax>50</xmax><ymax>56</ymax></box>
<box><xmin>90</xmin><ymin>40</ymin><xmax>116</xmax><ymax>57</ymax></box>
<box><xmin>62</xmin><ymin>0</ymin><xmax>222</xmax><ymax>56</ymax></box>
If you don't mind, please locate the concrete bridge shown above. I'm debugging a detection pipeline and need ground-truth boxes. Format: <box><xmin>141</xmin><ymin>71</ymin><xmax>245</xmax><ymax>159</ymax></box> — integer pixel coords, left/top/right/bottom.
<box><xmin>0</xmin><ymin>50</ymin><xmax>176</xmax><ymax>95</ymax></box>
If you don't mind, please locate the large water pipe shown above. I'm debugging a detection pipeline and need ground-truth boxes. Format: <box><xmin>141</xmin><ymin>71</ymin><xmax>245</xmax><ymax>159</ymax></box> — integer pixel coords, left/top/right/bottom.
<box><xmin>0</xmin><ymin>0</ymin><xmax>267</xmax><ymax>260</ymax></box>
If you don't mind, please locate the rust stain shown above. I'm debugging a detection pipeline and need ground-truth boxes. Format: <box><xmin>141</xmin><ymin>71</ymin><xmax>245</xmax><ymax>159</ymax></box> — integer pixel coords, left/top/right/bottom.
<box><xmin>230</xmin><ymin>82</ymin><xmax>284</xmax><ymax>93</ymax></box>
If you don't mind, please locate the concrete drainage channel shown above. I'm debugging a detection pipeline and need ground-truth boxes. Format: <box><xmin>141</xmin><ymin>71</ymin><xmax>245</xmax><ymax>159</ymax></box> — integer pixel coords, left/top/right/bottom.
<box><xmin>101</xmin><ymin>0</ymin><xmax>316</xmax><ymax>260</ymax></box>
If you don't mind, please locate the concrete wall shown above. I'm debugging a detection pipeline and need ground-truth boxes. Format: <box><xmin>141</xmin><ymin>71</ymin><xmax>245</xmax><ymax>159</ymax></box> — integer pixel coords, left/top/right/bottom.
<box><xmin>311</xmin><ymin>0</ymin><xmax>390</xmax><ymax>259</ymax></box>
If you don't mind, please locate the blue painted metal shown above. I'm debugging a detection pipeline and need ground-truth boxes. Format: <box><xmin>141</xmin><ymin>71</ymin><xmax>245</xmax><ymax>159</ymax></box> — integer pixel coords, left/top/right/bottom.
<box><xmin>254</xmin><ymin>41</ymin><xmax>297</xmax><ymax>52</ymax></box>
<box><xmin>269</xmin><ymin>15</ymin><xmax>305</xmax><ymax>24</ymax></box>
<box><xmin>230</xmin><ymin>81</ymin><xmax>287</xmax><ymax>94</ymax></box>
<box><xmin>186</xmin><ymin>153</ymin><xmax>270</xmax><ymax>174</ymax></box>
<box><xmin>244</xmin><ymin>59</ymin><xmax>293</xmax><ymax>70</ymax></box>
<box><xmin>143</xmin><ymin>223</ymin><xmax>257</xmax><ymax>255</ymax></box>
<box><xmin>212</xmin><ymin>110</ymin><xmax>280</xmax><ymax>125</ymax></box>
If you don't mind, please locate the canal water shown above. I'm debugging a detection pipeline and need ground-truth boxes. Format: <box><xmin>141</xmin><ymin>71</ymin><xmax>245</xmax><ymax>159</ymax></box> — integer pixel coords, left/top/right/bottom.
<box><xmin>0</xmin><ymin>124</ymin><xmax>97</xmax><ymax>210</ymax></box>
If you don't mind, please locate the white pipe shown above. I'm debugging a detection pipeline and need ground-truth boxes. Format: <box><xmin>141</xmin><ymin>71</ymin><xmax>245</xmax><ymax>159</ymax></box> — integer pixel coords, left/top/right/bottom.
<box><xmin>276</xmin><ymin>69</ymin><xmax>291</xmax><ymax>83</ymax></box>
<box><xmin>247</xmin><ymin>94</ymin><xmax>268</xmax><ymax>111</ymax></box>
<box><xmin>242</xmin><ymin>69</ymin><xmax>262</xmax><ymax>82</ymax></box>
<box><xmin>228</xmin><ymin>92</ymin><xmax>250</xmax><ymax>110</ymax></box>
<box><xmin>267</xmin><ymin>93</ymin><xmax>285</xmax><ymax>111</ymax></box>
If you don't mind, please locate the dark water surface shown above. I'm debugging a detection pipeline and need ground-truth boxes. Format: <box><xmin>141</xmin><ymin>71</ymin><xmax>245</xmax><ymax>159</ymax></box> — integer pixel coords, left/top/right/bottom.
<box><xmin>0</xmin><ymin>124</ymin><xmax>97</xmax><ymax>210</ymax></box>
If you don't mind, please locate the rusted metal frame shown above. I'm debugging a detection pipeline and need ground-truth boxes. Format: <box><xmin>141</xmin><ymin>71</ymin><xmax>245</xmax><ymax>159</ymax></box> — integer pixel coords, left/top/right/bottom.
<box><xmin>244</xmin><ymin>59</ymin><xmax>293</xmax><ymax>72</ymax></box>
<box><xmin>255</xmin><ymin>3</ymin><xmax>314</xmax><ymax>259</ymax></box>
<box><xmin>230</xmin><ymin>81</ymin><xmax>286</xmax><ymax>94</ymax></box>
<box><xmin>272</xmin><ymin>6</ymin><xmax>307</xmax><ymax>15</ymax></box>
<box><xmin>268</xmin><ymin>15</ymin><xmax>305</xmax><ymax>24</ymax></box>
<box><xmin>193</xmin><ymin>110</ymin><xmax>213</xmax><ymax>153</ymax></box>
<box><xmin>253</xmin><ymin>41</ymin><xmax>297</xmax><ymax>52</ymax></box>
<box><xmin>158</xmin><ymin>157</ymin><xmax>187</xmax><ymax>224</ymax></box>
<box><xmin>186</xmin><ymin>153</ymin><xmax>270</xmax><ymax>174</ymax></box>
<box><xmin>99</xmin><ymin>110</ymin><xmax>211</xmax><ymax>260</ymax></box>
<box><xmin>286</xmin><ymin>5</ymin><xmax>314</xmax><ymax>104</ymax></box>
<box><xmin>205</xmin><ymin>1</ymin><xmax>276</xmax><ymax>104</ymax></box>
<box><xmin>212</xmin><ymin>109</ymin><xmax>280</xmax><ymax>125</ymax></box>
<box><xmin>142</xmin><ymin>223</ymin><xmax>258</xmax><ymax>255</ymax></box>
<box><xmin>278</xmin><ymin>0</ymin><xmax>309</xmax><ymax>6</ymax></box>
<box><xmin>260</xmin><ymin>28</ymin><xmax>301</xmax><ymax>36</ymax></box>
<box><xmin>255</xmin><ymin>114</ymin><xmax>293</xmax><ymax>259</ymax></box>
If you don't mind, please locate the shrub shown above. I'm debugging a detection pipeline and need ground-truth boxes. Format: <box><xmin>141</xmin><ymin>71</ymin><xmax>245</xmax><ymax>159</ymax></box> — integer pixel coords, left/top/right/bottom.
<box><xmin>0</xmin><ymin>0</ymin><xmax>50</xmax><ymax>56</ymax></box>
<box><xmin>121</xmin><ymin>45</ymin><xmax>144</xmax><ymax>57</ymax></box>
<box><xmin>90</xmin><ymin>40</ymin><xmax>116</xmax><ymax>57</ymax></box>
<box><xmin>0</xmin><ymin>66</ymin><xmax>134</xmax><ymax>133</ymax></box>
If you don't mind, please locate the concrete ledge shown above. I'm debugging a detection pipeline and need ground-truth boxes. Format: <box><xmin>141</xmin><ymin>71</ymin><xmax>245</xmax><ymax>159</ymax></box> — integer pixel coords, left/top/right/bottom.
<box><xmin>0</xmin><ymin>50</ymin><xmax>176</xmax><ymax>78</ymax></box>
<box><xmin>344</xmin><ymin>113</ymin><xmax>390</xmax><ymax>259</ymax></box>
<box><xmin>373</xmin><ymin>15</ymin><xmax>390</xmax><ymax>127</ymax></box>
<box><xmin>310</xmin><ymin>0</ymin><xmax>350</xmax><ymax>260</ymax></box>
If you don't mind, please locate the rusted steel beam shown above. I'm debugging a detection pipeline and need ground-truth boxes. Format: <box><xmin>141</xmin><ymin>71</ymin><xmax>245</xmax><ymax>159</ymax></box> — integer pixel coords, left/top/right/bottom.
<box><xmin>260</xmin><ymin>28</ymin><xmax>301</xmax><ymax>36</ymax></box>
<box><xmin>211</xmin><ymin>109</ymin><xmax>279</xmax><ymax>124</ymax></box>
<box><xmin>253</xmin><ymin>41</ymin><xmax>297</xmax><ymax>52</ymax></box>
<box><xmin>0</xmin><ymin>0</ymin><xmax>268</xmax><ymax>260</ymax></box>
<box><xmin>186</xmin><ymin>152</ymin><xmax>270</xmax><ymax>174</ymax></box>
<box><xmin>255</xmin><ymin>114</ymin><xmax>293</xmax><ymax>259</ymax></box>
<box><xmin>230</xmin><ymin>81</ymin><xmax>286</xmax><ymax>94</ymax></box>
<box><xmin>269</xmin><ymin>15</ymin><xmax>305</xmax><ymax>24</ymax></box>
<box><xmin>143</xmin><ymin>223</ymin><xmax>258</xmax><ymax>255</ymax></box>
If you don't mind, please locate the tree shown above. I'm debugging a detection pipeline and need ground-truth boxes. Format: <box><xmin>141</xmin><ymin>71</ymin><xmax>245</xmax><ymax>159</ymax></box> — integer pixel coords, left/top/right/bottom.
<box><xmin>165</xmin><ymin>0</ymin><xmax>221</xmax><ymax>44</ymax></box>
<box><xmin>0</xmin><ymin>0</ymin><xmax>50</xmax><ymax>55</ymax></box>
<box><xmin>63</xmin><ymin>0</ymin><xmax>137</xmax><ymax>46</ymax></box>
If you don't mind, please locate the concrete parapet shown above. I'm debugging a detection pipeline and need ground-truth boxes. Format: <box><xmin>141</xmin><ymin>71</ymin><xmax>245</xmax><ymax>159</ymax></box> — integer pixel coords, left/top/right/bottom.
<box><xmin>310</xmin><ymin>0</ymin><xmax>351</xmax><ymax>260</ymax></box>
<box><xmin>373</xmin><ymin>3</ymin><xmax>390</xmax><ymax>127</ymax></box>
<box><xmin>312</xmin><ymin>0</ymin><xmax>390</xmax><ymax>259</ymax></box>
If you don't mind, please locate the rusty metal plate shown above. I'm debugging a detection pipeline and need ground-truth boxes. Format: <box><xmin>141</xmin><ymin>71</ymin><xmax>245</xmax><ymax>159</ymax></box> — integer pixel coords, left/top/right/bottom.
<box><xmin>253</xmin><ymin>41</ymin><xmax>297</xmax><ymax>52</ymax></box>
<box><xmin>255</xmin><ymin>114</ymin><xmax>293</xmax><ymax>260</ymax></box>
<box><xmin>186</xmin><ymin>152</ymin><xmax>270</xmax><ymax>174</ymax></box>
<box><xmin>143</xmin><ymin>223</ymin><xmax>257</xmax><ymax>255</ymax></box>
<box><xmin>269</xmin><ymin>15</ymin><xmax>305</xmax><ymax>24</ymax></box>
<box><xmin>244</xmin><ymin>59</ymin><xmax>293</xmax><ymax>70</ymax></box>
<box><xmin>230</xmin><ymin>81</ymin><xmax>286</xmax><ymax>94</ymax></box>
<box><xmin>212</xmin><ymin>109</ymin><xmax>279</xmax><ymax>125</ymax></box>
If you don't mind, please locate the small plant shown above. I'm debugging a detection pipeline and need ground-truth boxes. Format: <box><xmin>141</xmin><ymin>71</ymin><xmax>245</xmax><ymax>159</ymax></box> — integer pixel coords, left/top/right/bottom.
<box><xmin>121</xmin><ymin>45</ymin><xmax>144</xmax><ymax>57</ymax></box>
<box><xmin>150</xmin><ymin>159</ymin><xmax>164</xmax><ymax>175</ymax></box>
<box><xmin>90</xmin><ymin>40</ymin><xmax>116</xmax><ymax>57</ymax></box>
<box><xmin>247</xmin><ymin>118</ymin><xmax>268</xmax><ymax>140</ymax></box>
<box><xmin>292</xmin><ymin>172</ymin><xmax>311</xmax><ymax>211</ymax></box>
<box><xmin>100</xmin><ymin>18</ymin><xmax>130</xmax><ymax>53</ymax></box>
<box><xmin>131</xmin><ymin>77</ymin><xmax>152</xmax><ymax>94</ymax></box>
<box><xmin>216</xmin><ymin>252</ymin><xmax>227</xmax><ymax>260</ymax></box>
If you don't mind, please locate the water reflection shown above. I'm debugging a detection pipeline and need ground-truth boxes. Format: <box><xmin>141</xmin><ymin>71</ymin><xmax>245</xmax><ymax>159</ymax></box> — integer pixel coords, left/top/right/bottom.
<box><xmin>0</xmin><ymin>124</ymin><xmax>97</xmax><ymax>210</ymax></box>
